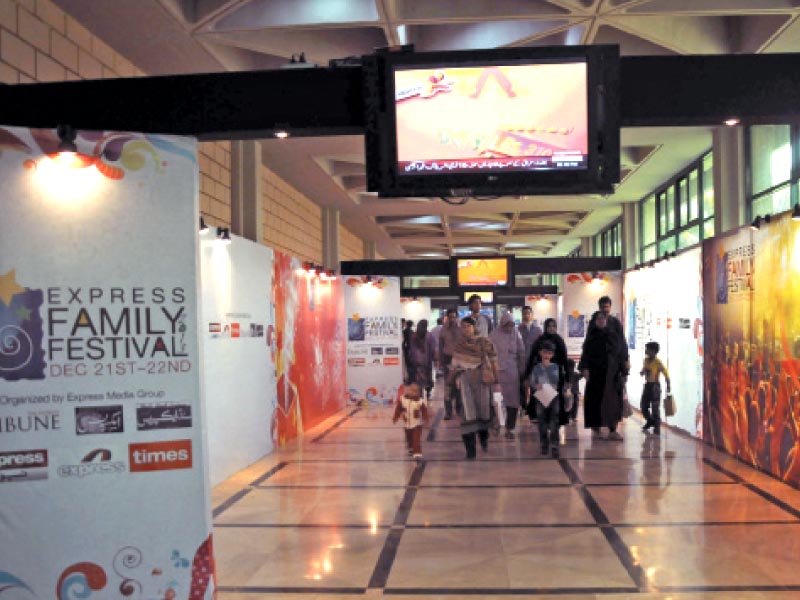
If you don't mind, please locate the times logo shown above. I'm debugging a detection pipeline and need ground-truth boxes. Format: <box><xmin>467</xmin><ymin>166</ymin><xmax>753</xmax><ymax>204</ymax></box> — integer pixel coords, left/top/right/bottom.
<box><xmin>128</xmin><ymin>440</ymin><xmax>192</xmax><ymax>473</ymax></box>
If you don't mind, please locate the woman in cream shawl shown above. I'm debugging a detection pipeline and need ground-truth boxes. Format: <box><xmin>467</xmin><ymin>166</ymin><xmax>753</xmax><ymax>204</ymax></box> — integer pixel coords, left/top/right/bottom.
<box><xmin>452</xmin><ymin>316</ymin><xmax>499</xmax><ymax>459</ymax></box>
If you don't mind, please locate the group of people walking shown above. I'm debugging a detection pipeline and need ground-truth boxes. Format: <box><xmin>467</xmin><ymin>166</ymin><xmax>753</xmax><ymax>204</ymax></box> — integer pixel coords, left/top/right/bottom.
<box><xmin>394</xmin><ymin>294</ymin><xmax>670</xmax><ymax>461</ymax></box>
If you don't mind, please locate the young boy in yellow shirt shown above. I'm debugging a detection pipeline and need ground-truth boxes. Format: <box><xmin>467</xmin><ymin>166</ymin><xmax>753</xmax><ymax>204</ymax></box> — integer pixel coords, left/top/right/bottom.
<box><xmin>640</xmin><ymin>341</ymin><xmax>671</xmax><ymax>435</ymax></box>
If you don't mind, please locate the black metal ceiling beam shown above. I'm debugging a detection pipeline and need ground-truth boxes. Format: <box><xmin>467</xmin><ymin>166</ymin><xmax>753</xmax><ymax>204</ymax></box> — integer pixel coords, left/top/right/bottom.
<box><xmin>341</xmin><ymin>257</ymin><xmax>620</xmax><ymax>277</ymax></box>
<box><xmin>3</xmin><ymin>54</ymin><xmax>800</xmax><ymax>138</ymax></box>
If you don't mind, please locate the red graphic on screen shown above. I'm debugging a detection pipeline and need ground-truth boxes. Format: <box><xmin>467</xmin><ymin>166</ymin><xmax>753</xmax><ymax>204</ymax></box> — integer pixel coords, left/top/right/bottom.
<box><xmin>395</xmin><ymin>63</ymin><xmax>588</xmax><ymax>174</ymax></box>
<box><xmin>273</xmin><ymin>252</ymin><xmax>346</xmax><ymax>445</ymax></box>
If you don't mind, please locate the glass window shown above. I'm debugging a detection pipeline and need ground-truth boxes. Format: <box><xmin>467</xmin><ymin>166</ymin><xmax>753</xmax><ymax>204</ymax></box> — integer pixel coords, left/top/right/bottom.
<box><xmin>595</xmin><ymin>236</ymin><xmax>602</xmax><ymax>257</ymax></box>
<box><xmin>658</xmin><ymin>192</ymin><xmax>668</xmax><ymax>236</ymax></box>
<box><xmin>642</xmin><ymin>195</ymin><xmax>656</xmax><ymax>246</ymax></box>
<box><xmin>703</xmin><ymin>153</ymin><xmax>714</xmax><ymax>218</ymax></box>
<box><xmin>658</xmin><ymin>237</ymin><xmax>676</xmax><ymax>256</ymax></box>
<box><xmin>689</xmin><ymin>170</ymin><xmax>700</xmax><ymax>221</ymax></box>
<box><xmin>678</xmin><ymin>178</ymin><xmax>689</xmax><ymax>225</ymax></box>
<box><xmin>666</xmin><ymin>187</ymin><xmax>676</xmax><ymax>231</ymax></box>
<box><xmin>753</xmin><ymin>184</ymin><xmax>791</xmax><ymax>217</ymax></box>
<box><xmin>751</xmin><ymin>125</ymin><xmax>791</xmax><ymax>195</ymax></box>
<box><xmin>703</xmin><ymin>217</ymin><xmax>715</xmax><ymax>240</ymax></box>
<box><xmin>642</xmin><ymin>245</ymin><xmax>657</xmax><ymax>262</ymax></box>
<box><xmin>678</xmin><ymin>226</ymin><xmax>700</xmax><ymax>249</ymax></box>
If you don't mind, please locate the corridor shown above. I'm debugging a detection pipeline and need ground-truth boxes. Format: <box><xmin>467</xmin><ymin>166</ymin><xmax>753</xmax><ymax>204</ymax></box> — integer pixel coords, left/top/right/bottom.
<box><xmin>211</xmin><ymin>404</ymin><xmax>800</xmax><ymax>599</ymax></box>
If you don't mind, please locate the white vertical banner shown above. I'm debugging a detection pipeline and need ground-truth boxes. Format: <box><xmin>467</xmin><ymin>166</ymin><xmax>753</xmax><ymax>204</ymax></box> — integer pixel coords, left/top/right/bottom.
<box><xmin>0</xmin><ymin>127</ymin><xmax>215</xmax><ymax>597</ymax></box>
<box><xmin>344</xmin><ymin>276</ymin><xmax>403</xmax><ymax>404</ymax></box>
<box><xmin>560</xmin><ymin>271</ymin><xmax>622</xmax><ymax>356</ymax></box>
<box><xmin>200</xmin><ymin>233</ymin><xmax>275</xmax><ymax>486</ymax></box>
<box><xmin>401</xmin><ymin>297</ymin><xmax>432</xmax><ymax>324</ymax></box>
<box><xmin>624</xmin><ymin>249</ymin><xmax>704</xmax><ymax>437</ymax></box>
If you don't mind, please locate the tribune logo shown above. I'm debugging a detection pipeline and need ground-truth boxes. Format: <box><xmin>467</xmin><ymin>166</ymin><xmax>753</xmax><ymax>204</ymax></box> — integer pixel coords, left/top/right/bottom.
<box><xmin>128</xmin><ymin>439</ymin><xmax>192</xmax><ymax>473</ymax></box>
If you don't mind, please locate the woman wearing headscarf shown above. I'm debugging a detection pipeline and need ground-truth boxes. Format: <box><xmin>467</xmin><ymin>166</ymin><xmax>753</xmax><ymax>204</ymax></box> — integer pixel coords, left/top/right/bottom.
<box><xmin>489</xmin><ymin>312</ymin><xmax>526</xmax><ymax>439</ymax></box>
<box><xmin>408</xmin><ymin>319</ymin><xmax>437</xmax><ymax>398</ymax></box>
<box><xmin>579</xmin><ymin>311</ymin><xmax>628</xmax><ymax>440</ymax></box>
<box><xmin>451</xmin><ymin>316</ymin><xmax>499</xmax><ymax>458</ymax></box>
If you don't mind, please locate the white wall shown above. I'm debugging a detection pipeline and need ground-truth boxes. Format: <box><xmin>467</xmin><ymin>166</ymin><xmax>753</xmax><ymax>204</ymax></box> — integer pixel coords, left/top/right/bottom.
<box><xmin>200</xmin><ymin>233</ymin><xmax>276</xmax><ymax>485</ymax></box>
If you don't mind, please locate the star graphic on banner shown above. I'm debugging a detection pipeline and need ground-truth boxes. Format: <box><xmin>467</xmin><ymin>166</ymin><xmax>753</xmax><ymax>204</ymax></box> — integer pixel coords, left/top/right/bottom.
<box><xmin>0</xmin><ymin>269</ymin><xmax>25</xmax><ymax>307</ymax></box>
<box><xmin>16</xmin><ymin>305</ymin><xmax>32</xmax><ymax>321</ymax></box>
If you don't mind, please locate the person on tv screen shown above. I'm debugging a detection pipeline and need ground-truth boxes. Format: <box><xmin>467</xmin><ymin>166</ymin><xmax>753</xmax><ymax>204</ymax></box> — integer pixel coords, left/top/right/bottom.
<box><xmin>468</xmin><ymin>294</ymin><xmax>493</xmax><ymax>338</ymax></box>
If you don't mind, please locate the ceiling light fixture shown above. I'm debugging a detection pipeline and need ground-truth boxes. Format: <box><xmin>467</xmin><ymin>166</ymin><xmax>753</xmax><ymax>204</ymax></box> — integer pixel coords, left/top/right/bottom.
<box><xmin>724</xmin><ymin>117</ymin><xmax>740</xmax><ymax>127</ymax></box>
<box><xmin>217</xmin><ymin>227</ymin><xmax>231</xmax><ymax>244</ymax></box>
<box><xmin>274</xmin><ymin>130</ymin><xmax>289</xmax><ymax>139</ymax></box>
<box><xmin>56</xmin><ymin>124</ymin><xmax>77</xmax><ymax>155</ymax></box>
<box><xmin>750</xmin><ymin>214</ymin><xmax>772</xmax><ymax>230</ymax></box>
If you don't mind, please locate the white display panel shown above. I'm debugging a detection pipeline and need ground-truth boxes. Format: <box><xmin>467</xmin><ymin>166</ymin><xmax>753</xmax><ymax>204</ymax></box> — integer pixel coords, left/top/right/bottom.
<box><xmin>624</xmin><ymin>248</ymin><xmax>704</xmax><ymax>437</ymax></box>
<box><xmin>200</xmin><ymin>233</ymin><xmax>275</xmax><ymax>486</ymax></box>
<box><xmin>345</xmin><ymin>276</ymin><xmax>403</xmax><ymax>404</ymax></box>
<box><xmin>0</xmin><ymin>126</ymin><xmax>214</xmax><ymax>597</ymax></box>
<box><xmin>560</xmin><ymin>271</ymin><xmax>622</xmax><ymax>356</ymax></box>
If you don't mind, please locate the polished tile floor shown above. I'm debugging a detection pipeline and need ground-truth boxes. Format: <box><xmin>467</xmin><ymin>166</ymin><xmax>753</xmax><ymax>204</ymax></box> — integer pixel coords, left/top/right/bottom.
<box><xmin>212</xmin><ymin>402</ymin><xmax>800</xmax><ymax>599</ymax></box>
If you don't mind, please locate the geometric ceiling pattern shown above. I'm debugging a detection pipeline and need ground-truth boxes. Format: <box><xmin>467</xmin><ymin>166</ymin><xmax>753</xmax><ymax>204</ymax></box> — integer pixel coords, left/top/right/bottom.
<box><xmin>55</xmin><ymin>0</ymin><xmax>800</xmax><ymax>258</ymax></box>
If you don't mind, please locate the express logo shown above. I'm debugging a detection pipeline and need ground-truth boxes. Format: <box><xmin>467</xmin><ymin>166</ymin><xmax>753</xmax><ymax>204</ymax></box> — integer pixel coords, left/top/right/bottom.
<box><xmin>75</xmin><ymin>405</ymin><xmax>124</xmax><ymax>435</ymax></box>
<box><xmin>129</xmin><ymin>439</ymin><xmax>192</xmax><ymax>472</ymax></box>
<box><xmin>58</xmin><ymin>448</ymin><xmax>126</xmax><ymax>478</ymax></box>
<box><xmin>0</xmin><ymin>269</ymin><xmax>46</xmax><ymax>381</ymax></box>
<box><xmin>0</xmin><ymin>448</ymin><xmax>48</xmax><ymax>483</ymax></box>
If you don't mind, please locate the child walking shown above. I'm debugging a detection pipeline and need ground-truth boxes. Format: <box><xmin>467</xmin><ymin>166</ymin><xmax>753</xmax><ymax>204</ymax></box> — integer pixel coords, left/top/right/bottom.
<box><xmin>640</xmin><ymin>341</ymin><xmax>671</xmax><ymax>435</ymax></box>
<box><xmin>393</xmin><ymin>383</ymin><xmax>429</xmax><ymax>461</ymax></box>
<box><xmin>528</xmin><ymin>341</ymin><xmax>570</xmax><ymax>458</ymax></box>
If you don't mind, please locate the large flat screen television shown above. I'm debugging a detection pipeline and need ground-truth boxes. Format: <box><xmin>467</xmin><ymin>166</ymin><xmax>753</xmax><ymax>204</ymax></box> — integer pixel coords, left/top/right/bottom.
<box><xmin>453</xmin><ymin>256</ymin><xmax>512</xmax><ymax>288</ymax></box>
<box><xmin>363</xmin><ymin>45</ymin><xmax>620</xmax><ymax>198</ymax></box>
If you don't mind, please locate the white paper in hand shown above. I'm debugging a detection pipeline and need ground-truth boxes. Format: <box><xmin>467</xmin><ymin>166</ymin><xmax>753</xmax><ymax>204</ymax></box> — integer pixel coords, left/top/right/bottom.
<box><xmin>534</xmin><ymin>383</ymin><xmax>558</xmax><ymax>408</ymax></box>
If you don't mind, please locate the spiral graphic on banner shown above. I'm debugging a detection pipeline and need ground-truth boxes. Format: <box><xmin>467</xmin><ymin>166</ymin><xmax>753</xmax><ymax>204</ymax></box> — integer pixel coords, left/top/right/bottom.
<box><xmin>0</xmin><ymin>325</ymin><xmax>32</xmax><ymax>372</ymax></box>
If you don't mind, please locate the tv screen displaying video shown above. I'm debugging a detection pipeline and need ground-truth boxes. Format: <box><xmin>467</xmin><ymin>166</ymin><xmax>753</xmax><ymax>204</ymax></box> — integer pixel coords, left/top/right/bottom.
<box><xmin>394</xmin><ymin>61</ymin><xmax>588</xmax><ymax>175</ymax></box>
<box><xmin>456</xmin><ymin>258</ymin><xmax>509</xmax><ymax>287</ymax></box>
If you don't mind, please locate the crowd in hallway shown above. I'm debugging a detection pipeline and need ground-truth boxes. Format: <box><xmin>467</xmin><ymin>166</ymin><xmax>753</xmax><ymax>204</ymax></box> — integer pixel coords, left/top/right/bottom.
<box><xmin>397</xmin><ymin>294</ymin><xmax>671</xmax><ymax>463</ymax></box>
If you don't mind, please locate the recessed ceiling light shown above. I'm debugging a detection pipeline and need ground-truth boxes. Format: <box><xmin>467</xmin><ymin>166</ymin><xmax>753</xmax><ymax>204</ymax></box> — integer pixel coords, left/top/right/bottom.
<box><xmin>724</xmin><ymin>118</ymin><xmax>740</xmax><ymax>127</ymax></box>
<box><xmin>274</xmin><ymin>130</ymin><xmax>290</xmax><ymax>139</ymax></box>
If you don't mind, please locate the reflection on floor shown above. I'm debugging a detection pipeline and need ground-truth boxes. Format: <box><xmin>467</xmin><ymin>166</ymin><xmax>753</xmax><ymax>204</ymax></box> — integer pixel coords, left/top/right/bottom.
<box><xmin>212</xmin><ymin>402</ymin><xmax>800</xmax><ymax>599</ymax></box>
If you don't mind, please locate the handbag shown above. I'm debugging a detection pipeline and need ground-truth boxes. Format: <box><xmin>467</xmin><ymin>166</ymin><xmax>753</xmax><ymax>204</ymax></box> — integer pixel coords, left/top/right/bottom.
<box><xmin>481</xmin><ymin>351</ymin><xmax>497</xmax><ymax>384</ymax></box>
<box><xmin>622</xmin><ymin>386</ymin><xmax>633</xmax><ymax>418</ymax></box>
<box><xmin>664</xmin><ymin>393</ymin><xmax>676</xmax><ymax>417</ymax></box>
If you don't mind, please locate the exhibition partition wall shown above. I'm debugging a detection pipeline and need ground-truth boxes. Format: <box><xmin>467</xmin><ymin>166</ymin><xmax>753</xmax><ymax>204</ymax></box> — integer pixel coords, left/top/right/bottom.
<box><xmin>401</xmin><ymin>296</ymin><xmax>434</xmax><ymax>325</ymax></box>
<box><xmin>524</xmin><ymin>295</ymin><xmax>558</xmax><ymax>328</ymax></box>
<box><xmin>345</xmin><ymin>276</ymin><xmax>403</xmax><ymax>405</ymax></box>
<box><xmin>272</xmin><ymin>254</ymin><xmax>346</xmax><ymax>445</ymax></box>
<box><xmin>200</xmin><ymin>234</ymin><xmax>276</xmax><ymax>486</ymax></box>
<box><xmin>624</xmin><ymin>249</ymin><xmax>704</xmax><ymax>437</ymax></box>
<box><xmin>560</xmin><ymin>271</ymin><xmax>622</xmax><ymax>356</ymax></box>
<box><xmin>703</xmin><ymin>211</ymin><xmax>800</xmax><ymax>485</ymax></box>
<box><xmin>0</xmin><ymin>127</ymin><xmax>215</xmax><ymax>597</ymax></box>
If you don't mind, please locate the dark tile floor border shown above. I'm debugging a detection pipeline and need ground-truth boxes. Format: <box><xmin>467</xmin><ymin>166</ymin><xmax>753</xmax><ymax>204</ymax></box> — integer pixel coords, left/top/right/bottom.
<box><xmin>382</xmin><ymin>587</ymin><xmax>640</xmax><ymax>595</ymax></box>
<box><xmin>213</xmin><ymin>520</ymin><xmax>800</xmax><ymax>530</ymax></box>
<box><xmin>367</xmin><ymin>461</ymin><xmax>427</xmax><ymax>589</ymax></box>
<box><xmin>249</xmin><ymin>461</ymin><xmax>289</xmax><ymax>486</ymax></box>
<box><xmin>703</xmin><ymin>457</ymin><xmax>800</xmax><ymax>520</ymax></box>
<box><xmin>426</xmin><ymin>407</ymin><xmax>445</xmax><ymax>441</ymax></box>
<box><xmin>218</xmin><ymin>586</ymin><xmax>365</xmax><ymax>594</ymax></box>
<box><xmin>311</xmin><ymin>407</ymin><xmax>362</xmax><ymax>443</ymax></box>
<box><xmin>558</xmin><ymin>459</ymin><xmax>647</xmax><ymax>591</ymax></box>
